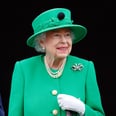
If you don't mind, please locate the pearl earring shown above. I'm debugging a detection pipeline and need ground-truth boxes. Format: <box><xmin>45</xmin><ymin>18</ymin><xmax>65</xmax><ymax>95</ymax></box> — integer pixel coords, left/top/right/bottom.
<box><xmin>41</xmin><ymin>47</ymin><xmax>45</xmax><ymax>52</ymax></box>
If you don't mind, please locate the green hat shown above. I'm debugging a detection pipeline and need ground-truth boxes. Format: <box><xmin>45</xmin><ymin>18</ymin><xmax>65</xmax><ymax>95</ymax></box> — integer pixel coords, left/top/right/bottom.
<box><xmin>26</xmin><ymin>8</ymin><xmax>87</xmax><ymax>47</ymax></box>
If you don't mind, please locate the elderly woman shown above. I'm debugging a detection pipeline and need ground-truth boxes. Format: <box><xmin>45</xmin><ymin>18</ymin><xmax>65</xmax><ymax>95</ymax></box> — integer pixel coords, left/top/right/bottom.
<box><xmin>8</xmin><ymin>8</ymin><xmax>105</xmax><ymax>116</ymax></box>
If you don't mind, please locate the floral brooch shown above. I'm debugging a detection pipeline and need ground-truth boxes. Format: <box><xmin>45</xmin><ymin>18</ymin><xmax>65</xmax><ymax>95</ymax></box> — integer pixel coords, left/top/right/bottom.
<box><xmin>71</xmin><ymin>63</ymin><xmax>84</xmax><ymax>71</ymax></box>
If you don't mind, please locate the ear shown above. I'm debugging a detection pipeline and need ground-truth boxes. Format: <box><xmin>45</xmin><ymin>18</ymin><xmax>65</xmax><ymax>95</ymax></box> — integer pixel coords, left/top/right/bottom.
<box><xmin>39</xmin><ymin>39</ymin><xmax>45</xmax><ymax>48</ymax></box>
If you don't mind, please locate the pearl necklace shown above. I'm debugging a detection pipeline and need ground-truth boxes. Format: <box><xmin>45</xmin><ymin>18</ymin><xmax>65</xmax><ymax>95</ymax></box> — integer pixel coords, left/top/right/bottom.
<box><xmin>44</xmin><ymin>56</ymin><xmax>66</xmax><ymax>78</ymax></box>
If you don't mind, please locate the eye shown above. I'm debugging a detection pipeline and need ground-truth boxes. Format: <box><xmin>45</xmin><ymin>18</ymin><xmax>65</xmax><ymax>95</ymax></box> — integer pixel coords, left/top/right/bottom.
<box><xmin>65</xmin><ymin>32</ymin><xmax>71</xmax><ymax>37</ymax></box>
<box><xmin>53</xmin><ymin>33</ymin><xmax>60</xmax><ymax>37</ymax></box>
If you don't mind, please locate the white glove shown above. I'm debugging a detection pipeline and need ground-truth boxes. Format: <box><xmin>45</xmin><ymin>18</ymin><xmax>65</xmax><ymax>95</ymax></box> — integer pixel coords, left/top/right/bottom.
<box><xmin>57</xmin><ymin>94</ymin><xmax>85</xmax><ymax>116</ymax></box>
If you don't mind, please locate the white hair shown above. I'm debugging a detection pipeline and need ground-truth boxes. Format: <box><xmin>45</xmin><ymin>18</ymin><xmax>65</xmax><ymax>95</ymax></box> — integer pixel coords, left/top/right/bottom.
<box><xmin>33</xmin><ymin>33</ymin><xmax>46</xmax><ymax>53</ymax></box>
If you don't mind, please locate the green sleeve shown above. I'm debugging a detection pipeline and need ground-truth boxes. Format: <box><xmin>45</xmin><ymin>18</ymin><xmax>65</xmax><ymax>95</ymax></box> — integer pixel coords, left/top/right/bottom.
<box><xmin>84</xmin><ymin>61</ymin><xmax>105</xmax><ymax>116</ymax></box>
<box><xmin>8</xmin><ymin>61</ymin><xmax>24</xmax><ymax>116</ymax></box>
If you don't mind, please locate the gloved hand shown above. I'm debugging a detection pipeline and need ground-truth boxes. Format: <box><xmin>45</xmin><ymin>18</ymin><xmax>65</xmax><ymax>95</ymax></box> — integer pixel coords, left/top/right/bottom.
<box><xmin>57</xmin><ymin>94</ymin><xmax>85</xmax><ymax>116</ymax></box>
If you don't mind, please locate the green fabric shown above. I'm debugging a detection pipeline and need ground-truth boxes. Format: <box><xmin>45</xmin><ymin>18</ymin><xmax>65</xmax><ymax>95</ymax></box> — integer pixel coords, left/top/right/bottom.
<box><xmin>8</xmin><ymin>55</ymin><xmax>105</xmax><ymax>116</ymax></box>
<box><xmin>26</xmin><ymin>8</ymin><xmax>87</xmax><ymax>47</ymax></box>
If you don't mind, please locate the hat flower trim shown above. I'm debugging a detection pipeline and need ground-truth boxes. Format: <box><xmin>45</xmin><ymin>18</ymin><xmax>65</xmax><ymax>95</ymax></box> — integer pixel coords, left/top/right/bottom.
<box><xmin>34</xmin><ymin>17</ymin><xmax>73</xmax><ymax>33</ymax></box>
<box><xmin>71</xmin><ymin>63</ymin><xmax>84</xmax><ymax>71</ymax></box>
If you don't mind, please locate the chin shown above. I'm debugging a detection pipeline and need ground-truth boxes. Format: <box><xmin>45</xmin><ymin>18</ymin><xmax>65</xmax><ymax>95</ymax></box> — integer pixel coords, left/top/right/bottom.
<box><xmin>57</xmin><ymin>54</ymin><xmax>68</xmax><ymax>58</ymax></box>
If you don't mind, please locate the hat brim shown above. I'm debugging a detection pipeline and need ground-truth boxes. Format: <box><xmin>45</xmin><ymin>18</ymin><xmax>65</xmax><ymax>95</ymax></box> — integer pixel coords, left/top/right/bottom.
<box><xmin>26</xmin><ymin>24</ymin><xmax>87</xmax><ymax>47</ymax></box>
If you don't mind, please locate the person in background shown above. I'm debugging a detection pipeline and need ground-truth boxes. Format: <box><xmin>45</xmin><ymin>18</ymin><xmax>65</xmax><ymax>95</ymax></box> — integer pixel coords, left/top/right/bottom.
<box><xmin>8</xmin><ymin>8</ymin><xmax>105</xmax><ymax>116</ymax></box>
<box><xmin>0</xmin><ymin>94</ymin><xmax>5</xmax><ymax>116</ymax></box>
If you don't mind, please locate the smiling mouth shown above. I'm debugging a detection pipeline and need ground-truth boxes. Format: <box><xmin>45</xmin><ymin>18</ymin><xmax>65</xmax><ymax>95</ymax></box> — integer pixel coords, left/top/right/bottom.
<box><xmin>57</xmin><ymin>47</ymin><xmax>68</xmax><ymax>50</ymax></box>
<box><xmin>56</xmin><ymin>47</ymin><xmax>68</xmax><ymax>53</ymax></box>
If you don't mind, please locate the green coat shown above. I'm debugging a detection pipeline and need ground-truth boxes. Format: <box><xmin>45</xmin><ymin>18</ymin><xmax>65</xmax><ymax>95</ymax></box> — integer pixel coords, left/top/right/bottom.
<box><xmin>8</xmin><ymin>55</ymin><xmax>105</xmax><ymax>116</ymax></box>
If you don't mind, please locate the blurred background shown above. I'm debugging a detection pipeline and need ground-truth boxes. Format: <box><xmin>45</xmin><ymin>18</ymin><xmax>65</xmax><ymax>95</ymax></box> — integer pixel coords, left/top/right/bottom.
<box><xmin>0</xmin><ymin>1</ymin><xmax>115</xmax><ymax>115</ymax></box>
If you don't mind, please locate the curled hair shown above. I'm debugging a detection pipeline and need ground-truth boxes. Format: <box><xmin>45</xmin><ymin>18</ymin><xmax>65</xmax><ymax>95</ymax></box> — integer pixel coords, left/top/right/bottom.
<box><xmin>33</xmin><ymin>33</ymin><xmax>46</xmax><ymax>53</ymax></box>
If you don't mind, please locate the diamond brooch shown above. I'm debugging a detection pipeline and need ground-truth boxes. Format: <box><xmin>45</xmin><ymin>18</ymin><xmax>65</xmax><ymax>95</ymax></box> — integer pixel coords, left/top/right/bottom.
<box><xmin>71</xmin><ymin>63</ymin><xmax>84</xmax><ymax>71</ymax></box>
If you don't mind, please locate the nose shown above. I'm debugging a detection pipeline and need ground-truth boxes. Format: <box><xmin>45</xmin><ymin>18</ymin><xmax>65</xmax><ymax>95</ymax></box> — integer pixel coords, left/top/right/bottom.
<box><xmin>61</xmin><ymin>36</ymin><xmax>67</xmax><ymax>43</ymax></box>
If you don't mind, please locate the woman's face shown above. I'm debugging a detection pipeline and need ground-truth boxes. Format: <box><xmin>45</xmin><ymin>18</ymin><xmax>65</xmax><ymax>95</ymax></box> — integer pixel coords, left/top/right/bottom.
<box><xmin>40</xmin><ymin>28</ymin><xmax>72</xmax><ymax>59</ymax></box>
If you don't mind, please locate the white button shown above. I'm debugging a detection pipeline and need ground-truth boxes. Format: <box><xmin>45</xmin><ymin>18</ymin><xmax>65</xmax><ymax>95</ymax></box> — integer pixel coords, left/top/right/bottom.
<box><xmin>52</xmin><ymin>90</ymin><xmax>58</xmax><ymax>95</ymax></box>
<box><xmin>52</xmin><ymin>109</ymin><xmax>58</xmax><ymax>115</ymax></box>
